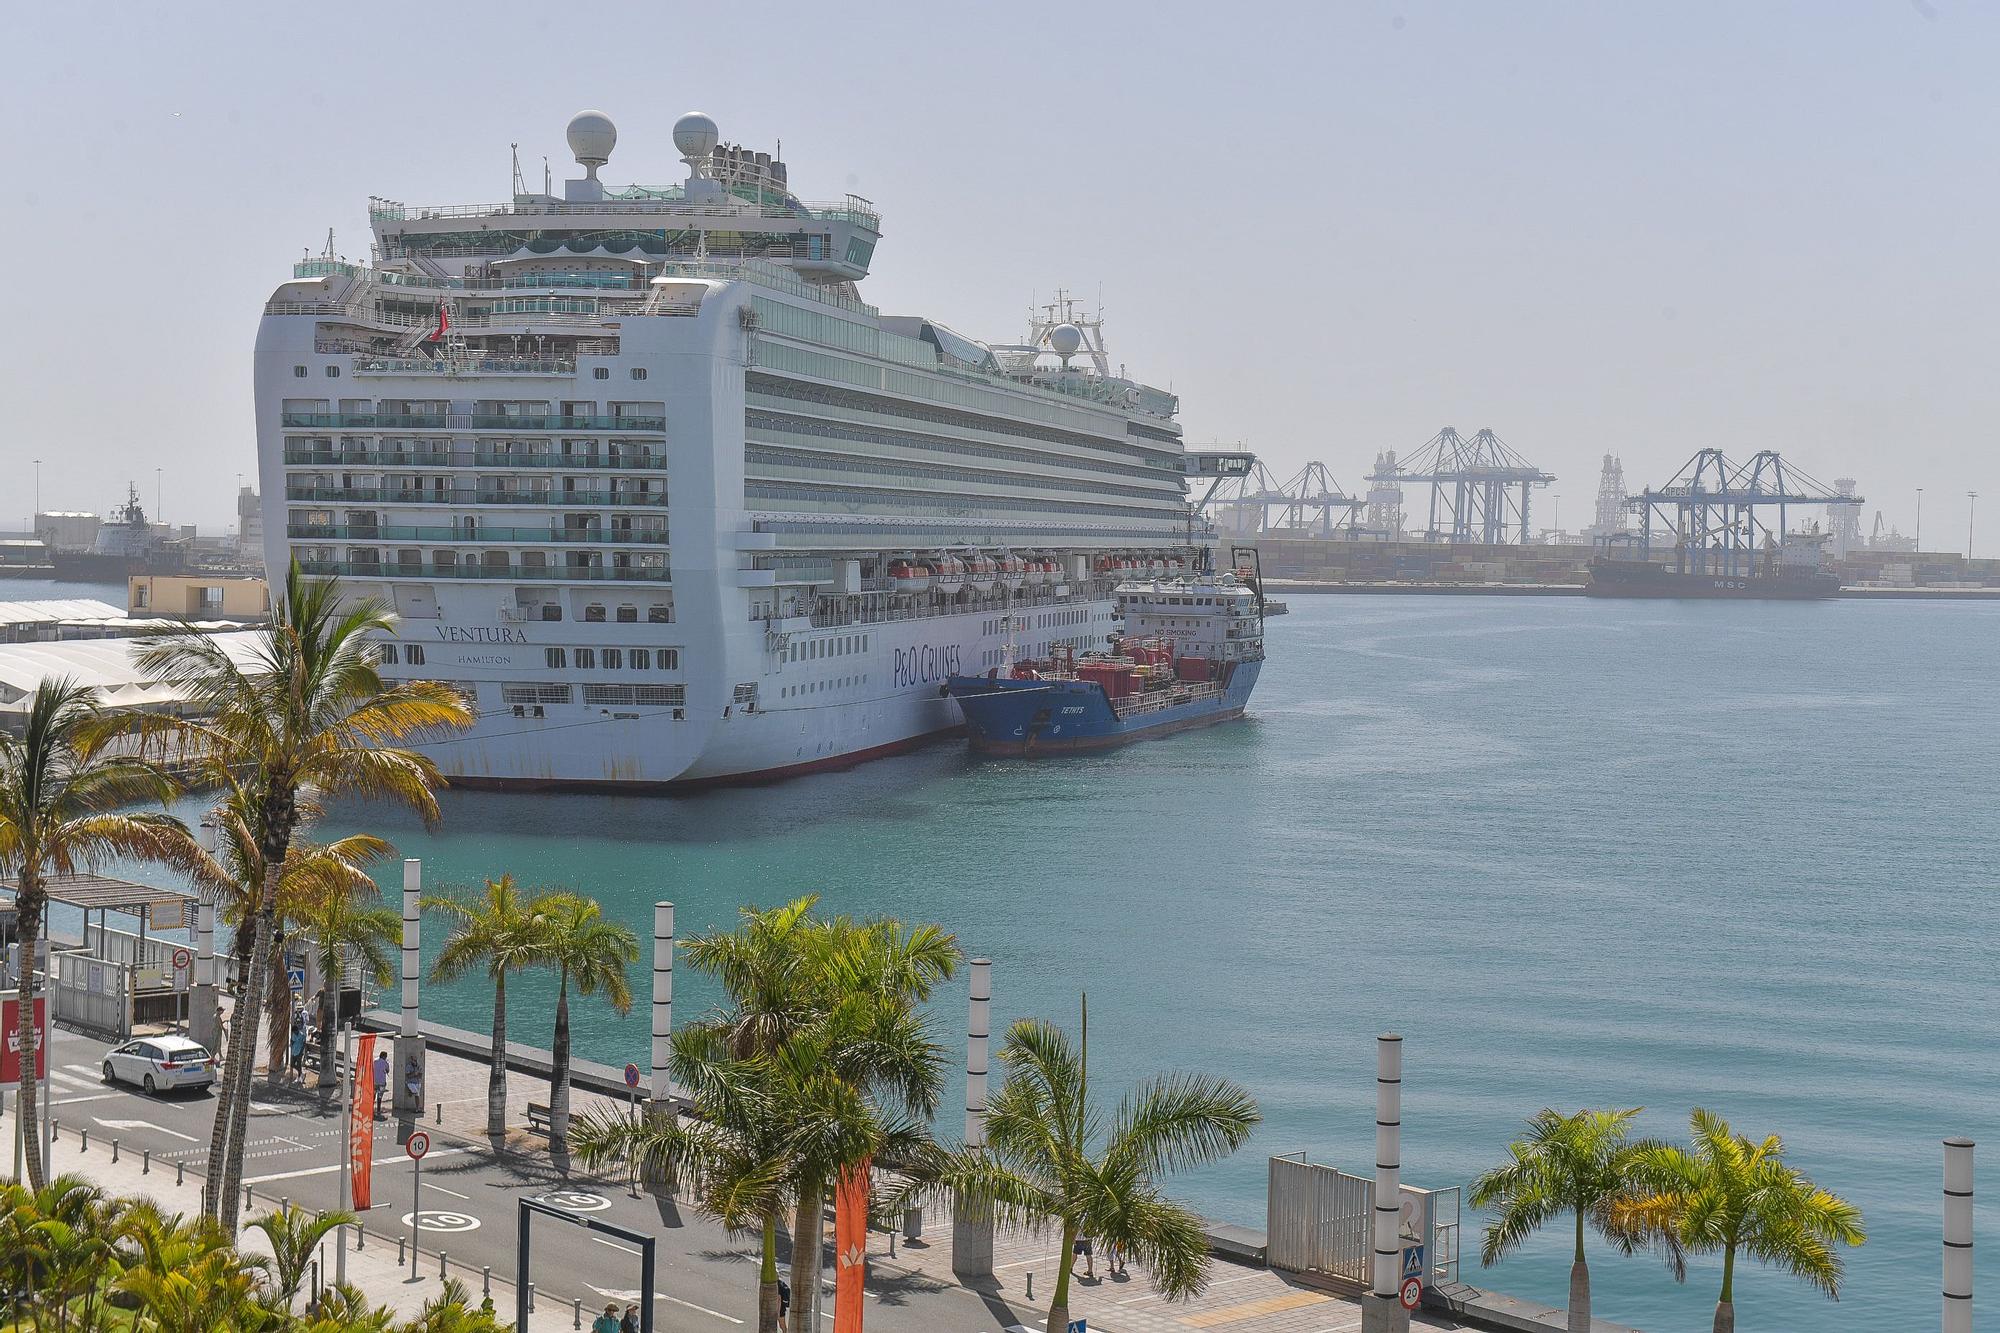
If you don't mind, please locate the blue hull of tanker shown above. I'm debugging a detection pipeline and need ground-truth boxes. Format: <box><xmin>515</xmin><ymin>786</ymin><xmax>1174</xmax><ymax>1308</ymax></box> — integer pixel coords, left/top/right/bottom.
<box><xmin>944</xmin><ymin>661</ymin><xmax>1261</xmax><ymax>755</ymax></box>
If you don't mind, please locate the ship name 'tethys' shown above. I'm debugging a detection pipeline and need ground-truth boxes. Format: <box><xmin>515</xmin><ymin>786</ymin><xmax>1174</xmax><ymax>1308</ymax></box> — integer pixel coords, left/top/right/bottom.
<box><xmin>434</xmin><ymin>626</ymin><xmax>530</xmax><ymax>644</ymax></box>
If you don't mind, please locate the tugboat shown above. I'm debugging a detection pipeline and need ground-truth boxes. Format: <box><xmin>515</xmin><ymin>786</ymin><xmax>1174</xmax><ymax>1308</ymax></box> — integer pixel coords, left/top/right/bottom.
<box><xmin>944</xmin><ymin>551</ymin><xmax>1266</xmax><ymax>755</ymax></box>
<box><xmin>50</xmin><ymin>485</ymin><xmax>189</xmax><ymax>582</ymax></box>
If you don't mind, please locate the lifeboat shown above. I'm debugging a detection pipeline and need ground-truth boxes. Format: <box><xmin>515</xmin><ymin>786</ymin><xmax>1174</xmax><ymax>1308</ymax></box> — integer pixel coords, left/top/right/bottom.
<box><xmin>1035</xmin><ymin>558</ymin><xmax>1058</xmax><ymax>584</ymax></box>
<box><xmin>1148</xmin><ymin>557</ymin><xmax>1167</xmax><ymax>577</ymax></box>
<box><xmin>1094</xmin><ymin>556</ymin><xmax>1118</xmax><ymax>575</ymax></box>
<box><xmin>999</xmin><ymin>554</ymin><xmax>1028</xmax><ymax>589</ymax></box>
<box><xmin>966</xmin><ymin>554</ymin><xmax>998</xmax><ymax>591</ymax></box>
<box><xmin>933</xmin><ymin>555</ymin><xmax>966</xmax><ymax>596</ymax></box>
<box><xmin>889</xmin><ymin>560</ymin><xmax>930</xmax><ymax>593</ymax></box>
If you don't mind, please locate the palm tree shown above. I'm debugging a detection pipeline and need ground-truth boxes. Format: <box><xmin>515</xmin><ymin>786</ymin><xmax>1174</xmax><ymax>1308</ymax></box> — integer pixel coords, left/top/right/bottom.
<box><xmin>1611</xmin><ymin>1108</ymin><xmax>1866</xmax><ymax>1333</ymax></box>
<box><xmin>573</xmin><ymin>1024</ymin><xmax>795</xmax><ymax>1333</ymax></box>
<box><xmin>112</xmin><ymin>1201</ymin><xmax>270</xmax><ymax>1333</ymax></box>
<box><xmin>1469</xmin><ymin>1108</ymin><xmax>1672</xmax><ymax>1333</ymax></box>
<box><xmin>0</xmin><ymin>679</ymin><xmax>193</xmax><ymax>1190</ymax></box>
<box><xmin>192</xmin><ymin>789</ymin><xmax>394</xmax><ymax>1089</ymax></box>
<box><xmin>290</xmin><ymin>859</ymin><xmax>399</xmax><ymax>1089</ymax></box>
<box><xmin>247</xmin><ymin>1203</ymin><xmax>356</xmax><ymax>1310</ymax></box>
<box><xmin>538</xmin><ymin>892</ymin><xmax>637</xmax><ymax>1152</ymax></box>
<box><xmin>135</xmin><ymin>561</ymin><xmax>472</xmax><ymax>1230</ymax></box>
<box><xmin>778</xmin><ymin>916</ymin><xmax>958</xmax><ymax>1333</ymax></box>
<box><xmin>424</xmin><ymin>875</ymin><xmax>559</xmax><ymax>1136</ymax></box>
<box><xmin>934</xmin><ymin>1007</ymin><xmax>1261</xmax><ymax>1333</ymax></box>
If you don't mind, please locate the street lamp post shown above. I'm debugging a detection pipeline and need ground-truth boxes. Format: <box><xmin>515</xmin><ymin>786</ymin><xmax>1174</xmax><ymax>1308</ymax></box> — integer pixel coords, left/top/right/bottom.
<box><xmin>1916</xmin><ymin>488</ymin><xmax>1924</xmax><ymax>554</ymax></box>
<box><xmin>1969</xmin><ymin>492</ymin><xmax>1979</xmax><ymax>561</ymax></box>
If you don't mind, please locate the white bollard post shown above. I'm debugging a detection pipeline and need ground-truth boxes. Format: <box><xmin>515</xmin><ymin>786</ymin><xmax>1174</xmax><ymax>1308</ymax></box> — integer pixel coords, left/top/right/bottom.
<box><xmin>952</xmin><ymin>959</ymin><xmax>994</xmax><ymax>1280</ymax></box>
<box><xmin>1944</xmin><ymin>1137</ymin><xmax>1974</xmax><ymax>1333</ymax></box>
<box><xmin>650</xmin><ymin>902</ymin><xmax>673</xmax><ymax>1118</ymax></box>
<box><xmin>1362</xmin><ymin>1033</ymin><xmax>1408</xmax><ymax>1333</ymax></box>
<box><xmin>392</xmin><ymin>860</ymin><xmax>425</xmax><ymax>1115</ymax></box>
<box><xmin>190</xmin><ymin>900</ymin><xmax>220</xmax><ymax>1052</ymax></box>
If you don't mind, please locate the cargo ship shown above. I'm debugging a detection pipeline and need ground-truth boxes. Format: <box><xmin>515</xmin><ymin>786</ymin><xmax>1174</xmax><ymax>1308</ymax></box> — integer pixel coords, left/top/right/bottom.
<box><xmin>1585</xmin><ymin>532</ymin><xmax>1840</xmax><ymax>600</ymax></box>
<box><xmin>50</xmin><ymin>487</ymin><xmax>190</xmax><ymax>582</ymax></box>
<box><xmin>944</xmin><ymin>563</ymin><xmax>1264</xmax><ymax>754</ymax></box>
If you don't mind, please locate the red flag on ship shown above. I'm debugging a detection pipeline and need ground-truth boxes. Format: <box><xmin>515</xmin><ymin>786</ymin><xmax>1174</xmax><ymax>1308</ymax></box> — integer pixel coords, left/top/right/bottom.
<box><xmin>351</xmin><ymin>1033</ymin><xmax>378</xmax><ymax>1210</ymax></box>
<box><xmin>834</xmin><ymin>1158</ymin><xmax>869</xmax><ymax>1333</ymax></box>
<box><xmin>429</xmin><ymin>301</ymin><xmax>450</xmax><ymax>344</ymax></box>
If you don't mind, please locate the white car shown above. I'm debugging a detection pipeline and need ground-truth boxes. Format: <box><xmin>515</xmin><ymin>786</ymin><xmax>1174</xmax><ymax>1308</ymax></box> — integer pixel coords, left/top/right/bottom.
<box><xmin>102</xmin><ymin>1036</ymin><xmax>215</xmax><ymax>1094</ymax></box>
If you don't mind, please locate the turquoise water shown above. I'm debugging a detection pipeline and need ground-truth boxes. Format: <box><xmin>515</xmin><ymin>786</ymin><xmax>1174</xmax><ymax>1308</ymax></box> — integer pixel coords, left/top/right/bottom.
<box><xmin>312</xmin><ymin>595</ymin><xmax>1995</xmax><ymax>1329</ymax></box>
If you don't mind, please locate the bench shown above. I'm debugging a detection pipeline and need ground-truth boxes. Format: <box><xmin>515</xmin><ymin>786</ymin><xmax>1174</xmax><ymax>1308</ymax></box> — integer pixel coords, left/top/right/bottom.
<box><xmin>526</xmin><ymin>1102</ymin><xmax>552</xmax><ymax>1135</ymax></box>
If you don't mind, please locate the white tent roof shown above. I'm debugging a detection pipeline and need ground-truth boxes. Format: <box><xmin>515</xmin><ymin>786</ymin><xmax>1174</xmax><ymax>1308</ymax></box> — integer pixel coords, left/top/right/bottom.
<box><xmin>0</xmin><ymin>631</ymin><xmax>269</xmax><ymax>711</ymax></box>
<box><xmin>0</xmin><ymin>598</ymin><xmax>127</xmax><ymax>627</ymax></box>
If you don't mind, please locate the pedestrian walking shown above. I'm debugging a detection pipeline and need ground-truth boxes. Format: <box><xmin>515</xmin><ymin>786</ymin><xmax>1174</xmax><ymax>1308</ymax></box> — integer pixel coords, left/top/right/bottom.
<box><xmin>1073</xmin><ymin>1232</ymin><xmax>1095</xmax><ymax>1280</ymax></box>
<box><xmin>289</xmin><ymin>1019</ymin><xmax>309</xmax><ymax>1079</ymax></box>
<box><xmin>372</xmin><ymin>1049</ymin><xmax>390</xmax><ymax>1118</ymax></box>
<box><xmin>620</xmin><ymin>1304</ymin><xmax>640</xmax><ymax>1333</ymax></box>
<box><xmin>591</xmin><ymin>1303</ymin><xmax>621</xmax><ymax>1333</ymax></box>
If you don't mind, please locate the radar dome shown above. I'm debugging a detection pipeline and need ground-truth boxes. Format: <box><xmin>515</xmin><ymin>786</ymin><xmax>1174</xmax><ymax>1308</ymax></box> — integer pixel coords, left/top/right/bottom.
<box><xmin>567</xmin><ymin>110</ymin><xmax>617</xmax><ymax>175</ymax></box>
<box><xmin>674</xmin><ymin>111</ymin><xmax>721</xmax><ymax>161</ymax></box>
<box><xmin>1050</xmin><ymin>323</ymin><xmax>1084</xmax><ymax>361</ymax></box>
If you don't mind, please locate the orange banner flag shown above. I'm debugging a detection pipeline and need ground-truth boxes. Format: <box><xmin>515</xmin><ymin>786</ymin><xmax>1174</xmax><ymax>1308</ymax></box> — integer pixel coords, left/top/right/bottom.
<box><xmin>352</xmin><ymin>1033</ymin><xmax>378</xmax><ymax>1211</ymax></box>
<box><xmin>834</xmin><ymin>1159</ymin><xmax>870</xmax><ymax>1333</ymax></box>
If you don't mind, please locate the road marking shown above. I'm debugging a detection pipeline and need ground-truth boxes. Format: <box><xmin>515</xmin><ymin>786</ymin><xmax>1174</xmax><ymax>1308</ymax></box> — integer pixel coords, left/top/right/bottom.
<box><xmin>51</xmin><ymin>1093</ymin><xmax>122</xmax><ymax>1106</ymax></box>
<box><xmin>421</xmin><ymin>1181</ymin><xmax>470</xmax><ymax>1200</ymax></box>
<box><xmin>588</xmin><ymin>1286</ymin><xmax>744</xmax><ymax>1327</ymax></box>
<box><xmin>658</xmin><ymin>1294</ymin><xmax>742</xmax><ymax>1325</ymax></box>
<box><xmin>243</xmin><ymin>1145</ymin><xmax>464</xmax><ymax>1185</ymax></box>
<box><xmin>1181</xmin><ymin>1289</ymin><xmax>1330</xmax><ymax>1327</ymax></box>
<box><xmin>590</xmin><ymin>1236</ymin><xmax>639</xmax><ymax>1255</ymax></box>
<box><xmin>92</xmin><ymin>1116</ymin><xmax>201</xmax><ymax>1143</ymax></box>
<box><xmin>64</xmin><ymin>1064</ymin><xmax>101</xmax><ymax>1076</ymax></box>
<box><xmin>50</xmin><ymin>1070</ymin><xmax>100</xmax><ymax>1090</ymax></box>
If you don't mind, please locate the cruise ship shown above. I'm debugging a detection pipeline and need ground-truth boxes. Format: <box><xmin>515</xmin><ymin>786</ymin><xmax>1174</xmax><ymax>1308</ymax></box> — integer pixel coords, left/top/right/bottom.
<box><xmin>256</xmin><ymin>110</ymin><xmax>1212</xmax><ymax>786</ymax></box>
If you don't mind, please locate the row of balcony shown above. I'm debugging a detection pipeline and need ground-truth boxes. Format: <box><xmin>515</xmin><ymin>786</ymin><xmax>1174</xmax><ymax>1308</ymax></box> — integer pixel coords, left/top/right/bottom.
<box><xmin>284</xmin><ymin>447</ymin><xmax>664</xmax><ymax>470</ymax></box>
<box><xmin>281</xmin><ymin>412</ymin><xmax>666</xmax><ymax>432</ymax></box>
<box><xmin>298</xmin><ymin>559</ymin><xmax>671</xmax><ymax>584</ymax></box>
<box><xmin>288</xmin><ymin>523</ymin><xmax>669</xmax><ymax>545</ymax></box>
<box><xmin>285</xmin><ymin>486</ymin><xmax>667</xmax><ymax>507</ymax></box>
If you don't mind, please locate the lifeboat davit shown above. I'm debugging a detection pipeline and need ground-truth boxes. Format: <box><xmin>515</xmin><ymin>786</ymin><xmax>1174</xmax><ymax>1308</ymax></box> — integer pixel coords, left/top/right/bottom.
<box><xmin>889</xmin><ymin>560</ymin><xmax>930</xmax><ymax>593</ymax></box>
<box><xmin>933</xmin><ymin>555</ymin><xmax>967</xmax><ymax>596</ymax></box>
<box><xmin>966</xmin><ymin>554</ymin><xmax>998</xmax><ymax>591</ymax></box>
<box><xmin>999</xmin><ymin>554</ymin><xmax>1028</xmax><ymax>589</ymax></box>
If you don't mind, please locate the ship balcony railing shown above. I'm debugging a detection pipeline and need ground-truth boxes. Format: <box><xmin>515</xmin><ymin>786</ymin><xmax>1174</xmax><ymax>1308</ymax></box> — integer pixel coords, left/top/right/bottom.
<box><xmin>299</xmin><ymin>559</ymin><xmax>670</xmax><ymax>583</ymax></box>
<box><xmin>352</xmin><ymin>354</ymin><xmax>579</xmax><ymax>376</ymax></box>
<box><xmin>282</xmin><ymin>447</ymin><xmax>664</xmax><ymax>470</ymax></box>
<box><xmin>284</xmin><ymin>486</ymin><xmax>666</xmax><ymax>507</ymax></box>
<box><xmin>280</xmin><ymin>412</ymin><xmax>666</xmax><ymax>432</ymax></box>
<box><xmin>287</xmin><ymin>523</ymin><xmax>668</xmax><ymax>545</ymax></box>
<box><xmin>370</xmin><ymin>197</ymin><xmax>880</xmax><ymax>230</ymax></box>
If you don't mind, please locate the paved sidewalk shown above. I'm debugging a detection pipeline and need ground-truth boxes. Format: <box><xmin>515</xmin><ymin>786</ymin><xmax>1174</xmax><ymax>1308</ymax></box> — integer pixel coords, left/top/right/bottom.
<box><xmin>41</xmin><ymin>1128</ymin><xmax>580</xmax><ymax>1332</ymax></box>
<box><xmin>888</xmin><ymin>1221</ymin><xmax>1459</xmax><ymax>1333</ymax></box>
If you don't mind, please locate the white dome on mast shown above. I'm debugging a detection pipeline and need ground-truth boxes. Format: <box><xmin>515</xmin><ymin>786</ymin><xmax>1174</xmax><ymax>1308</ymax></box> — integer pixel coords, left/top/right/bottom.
<box><xmin>566</xmin><ymin>110</ymin><xmax>617</xmax><ymax>180</ymax></box>
<box><xmin>674</xmin><ymin>111</ymin><xmax>720</xmax><ymax>170</ymax></box>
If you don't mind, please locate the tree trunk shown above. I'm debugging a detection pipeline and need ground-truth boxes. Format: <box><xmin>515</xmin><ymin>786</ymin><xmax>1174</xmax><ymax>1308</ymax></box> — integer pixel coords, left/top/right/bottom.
<box><xmin>549</xmin><ymin>971</ymin><xmax>571</xmax><ymax>1152</ymax></box>
<box><xmin>1567</xmin><ymin>1259</ymin><xmax>1590</xmax><ymax>1333</ymax></box>
<box><xmin>1712</xmin><ymin>1243</ymin><xmax>1736</xmax><ymax>1333</ymax></box>
<box><xmin>757</xmin><ymin>1213</ymin><xmax>782</xmax><ymax>1333</ymax></box>
<box><xmin>487</xmin><ymin>970</ymin><xmax>509</xmax><ymax>1139</ymax></box>
<box><xmin>263</xmin><ymin>928</ymin><xmax>290</xmax><ymax>1086</ymax></box>
<box><xmin>788</xmin><ymin>1179</ymin><xmax>822</xmax><ymax>1333</ymax></box>
<box><xmin>13</xmin><ymin>871</ymin><xmax>44</xmax><ymax>1191</ymax></box>
<box><xmin>202</xmin><ymin>898</ymin><xmax>261</xmax><ymax>1219</ymax></box>
<box><xmin>209</xmin><ymin>859</ymin><xmax>282</xmax><ymax>1232</ymax></box>
<box><xmin>1047</xmin><ymin>1218</ymin><xmax>1079</xmax><ymax>1333</ymax></box>
<box><xmin>315</xmin><ymin>942</ymin><xmax>339</xmax><ymax>1089</ymax></box>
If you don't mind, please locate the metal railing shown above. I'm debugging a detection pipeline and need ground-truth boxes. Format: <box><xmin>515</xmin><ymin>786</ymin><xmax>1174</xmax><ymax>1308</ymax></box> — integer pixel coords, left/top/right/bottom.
<box><xmin>369</xmin><ymin>196</ymin><xmax>880</xmax><ymax>229</ymax></box>
<box><xmin>281</xmin><ymin>413</ymin><xmax>666</xmax><ymax>432</ymax></box>
<box><xmin>299</xmin><ymin>560</ymin><xmax>670</xmax><ymax>584</ymax></box>
<box><xmin>285</xmin><ymin>486</ymin><xmax>664</xmax><ymax>507</ymax></box>
<box><xmin>287</xmin><ymin>524</ymin><xmax>669</xmax><ymax>545</ymax></box>
<box><xmin>282</xmin><ymin>447</ymin><xmax>664</xmax><ymax>470</ymax></box>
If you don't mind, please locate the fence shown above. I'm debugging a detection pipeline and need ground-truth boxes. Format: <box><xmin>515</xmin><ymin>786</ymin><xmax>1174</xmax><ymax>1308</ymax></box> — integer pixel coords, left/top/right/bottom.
<box><xmin>53</xmin><ymin>950</ymin><xmax>132</xmax><ymax>1040</ymax></box>
<box><xmin>1266</xmin><ymin>1154</ymin><xmax>1460</xmax><ymax>1289</ymax></box>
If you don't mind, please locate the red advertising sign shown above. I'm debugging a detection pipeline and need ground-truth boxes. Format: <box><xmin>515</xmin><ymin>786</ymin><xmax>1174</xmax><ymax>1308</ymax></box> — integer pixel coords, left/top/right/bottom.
<box><xmin>351</xmin><ymin>1033</ymin><xmax>378</xmax><ymax>1210</ymax></box>
<box><xmin>834</xmin><ymin>1158</ymin><xmax>870</xmax><ymax>1333</ymax></box>
<box><xmin>1</xmin><ymin>998</ymin><xmax>47</xmax><ymax>1081</ymax></box>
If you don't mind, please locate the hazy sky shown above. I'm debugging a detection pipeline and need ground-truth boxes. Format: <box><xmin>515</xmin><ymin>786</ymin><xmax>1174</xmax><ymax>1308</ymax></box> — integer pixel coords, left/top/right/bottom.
<box><xmin>5</xmin><ymin>2</ymin><xmax>1992</xmax><ymax>548</ymax></box>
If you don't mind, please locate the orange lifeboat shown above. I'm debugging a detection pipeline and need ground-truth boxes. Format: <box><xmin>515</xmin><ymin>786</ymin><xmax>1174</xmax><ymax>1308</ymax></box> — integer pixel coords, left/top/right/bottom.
<box><xmin>966</xmin><ymin>554</ymin><xmax>998</xmax><ymax>591</ymax></box>
<box><xmin>999</xmin><ymin>554</ymin><xmax>1028</xmax><ymax>589</ymax></box>
<box><xmin>889</xmin><ymin>560</ymin><xmax>930</xmax><ymax>593</ymax></box>
<box><xmin>933</xmin><ymin>555</ymin><xmax>967</xmax><ymax>595</ymax></box>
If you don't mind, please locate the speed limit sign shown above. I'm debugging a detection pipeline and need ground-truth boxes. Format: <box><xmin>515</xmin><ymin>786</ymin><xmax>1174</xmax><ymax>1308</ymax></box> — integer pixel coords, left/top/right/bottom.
<box><xmin>1399</xmin><ymin>1276</ymin><xmax>1422</xmax><ymax>1310</ymax></box>
<box><xmin>406</xmin><ymin>1131</ymin><xmax>430</xmax><ymax>1161</ymax></box>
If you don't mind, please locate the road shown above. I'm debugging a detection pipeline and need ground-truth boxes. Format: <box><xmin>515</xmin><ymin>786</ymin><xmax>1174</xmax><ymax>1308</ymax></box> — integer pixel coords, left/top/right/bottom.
<box><xmin>24</xmin><ymin>1031</ymin><xmax>1033</xmax><ymax>1333</ymax></box>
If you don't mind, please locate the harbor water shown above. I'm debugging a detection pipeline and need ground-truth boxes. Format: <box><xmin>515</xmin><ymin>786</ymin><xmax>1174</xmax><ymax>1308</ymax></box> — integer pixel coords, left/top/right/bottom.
<box><xmin>312</xmin><ymin>594</ymin><xmax>1995</xmax><ymax>1329</ymax></box>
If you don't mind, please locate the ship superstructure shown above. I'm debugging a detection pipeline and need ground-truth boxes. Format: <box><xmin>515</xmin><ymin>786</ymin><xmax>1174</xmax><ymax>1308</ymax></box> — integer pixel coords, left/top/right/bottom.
<box><xmin>256</xmin><ymin>110</ymin><xmax>1207</xmax><ymax>785</ymax></box>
